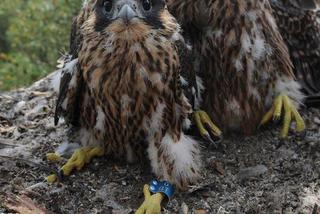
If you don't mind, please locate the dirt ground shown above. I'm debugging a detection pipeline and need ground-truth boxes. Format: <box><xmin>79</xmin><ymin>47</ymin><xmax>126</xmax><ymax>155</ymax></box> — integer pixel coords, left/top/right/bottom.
<box><xmin>0</xmin><ymin>73</ymin><xmax>319</xmax><ymax>214</ymax></box>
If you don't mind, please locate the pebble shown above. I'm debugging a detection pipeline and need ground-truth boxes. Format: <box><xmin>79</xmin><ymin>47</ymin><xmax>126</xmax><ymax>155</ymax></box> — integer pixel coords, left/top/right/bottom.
<box><xmin>237</xmin><ymin>165</ymin><xmax>268</xmax><ymax>181</ymax></box>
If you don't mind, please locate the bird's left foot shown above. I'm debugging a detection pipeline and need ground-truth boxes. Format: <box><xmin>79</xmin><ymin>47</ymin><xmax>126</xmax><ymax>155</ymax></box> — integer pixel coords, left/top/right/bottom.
<box><xmin>46</xmin><ymin>147</ymin><xmax>105</xmax><ymax>183</ymax></box>
<box><xmin>135</xmin><ymin>185</ymin><xmax>164</xmax><ymax>214</ymax></box>
<box><xmin>260</xmin><ymin>95</ymin><xmax>306</xmax><ymax>138</ymax></box>
<box><xmin>136</xmin><ymin>180</ymin><xmax>174</xmax><ymax>214</ymax></box>
<box><xmin>193</xmin><ymin>110</ymin><xmax>222</xmax><ymax>143</ymax></box>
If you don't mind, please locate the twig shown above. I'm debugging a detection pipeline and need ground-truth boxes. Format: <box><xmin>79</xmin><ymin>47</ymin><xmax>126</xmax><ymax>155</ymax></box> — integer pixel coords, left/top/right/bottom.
<box><xmin>0</xmin><ymin>141</ymin><xmax>18</xmax><ymax>148</ymax></box>
<box><xmin>0</xmin><ymin>155</ymin><xmax>58</xmax><ymax>174</ymax></box>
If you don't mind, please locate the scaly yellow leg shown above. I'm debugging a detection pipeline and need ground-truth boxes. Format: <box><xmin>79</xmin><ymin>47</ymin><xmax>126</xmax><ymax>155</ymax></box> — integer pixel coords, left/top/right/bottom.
<box><xmin>193</xmin><ymin>110</ymin><xmax>222</xmax><ymax>143</ymax></box>
<box><xmin>135</xmin><ymin>185</ymin><xmax>164</xmax><ymax>214</ymax></box>
<box><xmin>46</xmin><ymin>147</ymin><xmax>105</xmax><ymax>183</ymax></box>
<box><xmin>260</xmin><ymin>95</ymin><xmax>306</xmax><ymax>138</ymax></box>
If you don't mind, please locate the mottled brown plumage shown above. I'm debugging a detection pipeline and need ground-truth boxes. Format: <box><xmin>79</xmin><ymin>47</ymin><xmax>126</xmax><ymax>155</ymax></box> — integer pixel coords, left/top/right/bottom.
<box><xmin>167</xmin><ymin>0</ymin><xmax>305</xmax><ymax>135</ymax></box>
<box><xmin>271</xmin><ymin>0</ymin><xmax>320</xmax><ymax>106</ymax></box>
<box><xmin>54</xmin><ymin>0</ymin><xmax>201</xmax><ymax>189</ymax></box>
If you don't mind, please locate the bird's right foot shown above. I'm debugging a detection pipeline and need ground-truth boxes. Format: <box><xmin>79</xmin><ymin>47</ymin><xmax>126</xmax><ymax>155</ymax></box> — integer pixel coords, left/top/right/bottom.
<box><xmin>260</xmin><ymin>95</ymin><xmax>306</xmax><ymax>138</ymax></box>
<box><xmin>135</xmin><ymin>185</ymin><xmax>164</xmax><ymax>214</ymax></box>
<box><xmin>46</xmin><ymin>146</ymin><xmax>105</xmax><ymax>183</ymax></box>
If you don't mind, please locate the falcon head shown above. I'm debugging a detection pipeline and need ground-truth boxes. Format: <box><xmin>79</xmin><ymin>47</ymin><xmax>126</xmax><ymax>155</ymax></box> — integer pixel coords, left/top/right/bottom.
<box><xmin>82</xmin><ymin>0</ymin><xmax>178</xmax><ymax>40</ymax></box>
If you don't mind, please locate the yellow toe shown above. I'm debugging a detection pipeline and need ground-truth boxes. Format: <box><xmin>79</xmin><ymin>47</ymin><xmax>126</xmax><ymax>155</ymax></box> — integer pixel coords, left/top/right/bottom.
<box><xmin>291</xmin><ymin>106</ymin><xmax>306</xmax><ymax>132</ymax></box>
<box><xmin>199</xmin><ymin>111</ymin><xmax>222</xmax><ymax>136</ymax></box>
<box><xmin>46</xmin><ymin>153</ymin><xmax>62</xmax><ymax>163</ymax></box>
<box><xmin>260</xmin><ymin>107</ymin><xmax>274</xmax><ymax>126</ymax></box>
<box><xmin>135</xmin><ymin>185</ymin><xmax>163</xmax><ymax>214</ymax></box>
<box><xmin>47</xmin><ymin>174</ymin><xmax>58</xmax><ymax>184</ymax></box>
<box><xmin>262</xmin><ymin>95</ymin><xmax>305</xmax><ymax>138</ymax></box>
<box><xmin>86</xmin><ymin>147</ymin><xmax>105</xmax><ymax>163</ymax></box>
<box><xmin>273</xmin><ymin>95</ymin><xmax>283</xmax><ymax>120</ymax></box>
<box><xmin>194</xmin><ymin>110</ymin><xmax>222</xmax><ymax>142</ymax></box>
<box><xmin>194</xmin><ymin>111</ymin><xmax>209</xmax><ymax>137</ymax></box>
<box><xmin>281</xmin><ymin>96</ymin><xmax>292</xmax><ymax>138</ymax></box>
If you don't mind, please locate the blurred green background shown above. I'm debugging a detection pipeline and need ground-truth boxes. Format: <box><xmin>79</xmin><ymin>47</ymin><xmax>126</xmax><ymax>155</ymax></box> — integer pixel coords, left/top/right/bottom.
<box><xmin>0</xmin><ymin>0</ymin><xmax>81</xmax><ymax>91</ymax></box>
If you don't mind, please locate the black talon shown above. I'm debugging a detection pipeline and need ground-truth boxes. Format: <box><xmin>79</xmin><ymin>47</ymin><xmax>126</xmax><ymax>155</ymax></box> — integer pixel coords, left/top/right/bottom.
<box><xmin>203</xmin><ymin>133</ymin><xmax>223</xmax><ymax>150</ymax></box>
<box><xmin>214</xmin><ymin>134</ymin><xmax>223</xmax><ymax>144</ymax></box>
<box><xmin>207</xmin><ymin>135</ymin><xmax>224</xmax><ymax>151</ymax></box>
<box><xmin>57</xmin><ymin>169</ymin><xmax>65</xmax><ymax>181</ymax></box>
<box><xmin>204</xmin><ymin>123</ymin><xmax>223</xmax><ymax>144</ymax></box>
<box><xmin>274</xmin><ymin>117</ymin><xmax>283</xmax><ymax>125</ymax></box>
<box><xmin>204</xmin><ymin>133</ymin><xmax>217</xmax><ymax>147</ymax></box>
<box><xmin>297</xmin><ymin>129</ymin><xmax>307</xmax><ymax>140</ymax></box>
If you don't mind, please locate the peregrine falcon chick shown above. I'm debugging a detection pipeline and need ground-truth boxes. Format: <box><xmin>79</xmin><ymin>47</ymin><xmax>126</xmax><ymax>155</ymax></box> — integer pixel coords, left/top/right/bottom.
<box><xmin>271</xmin><ymin>0</ymin><xmax>320</xmax><ymax>107</ymax></box>
<box><xmin>167</xmin><ymin>0</ymin><xmax>306</xmax><ymax>138</ymax></box>
<box><xmin>49</xmin><ymin>0</ymin><xmax>202</xmax><ymax>212</ymax></box>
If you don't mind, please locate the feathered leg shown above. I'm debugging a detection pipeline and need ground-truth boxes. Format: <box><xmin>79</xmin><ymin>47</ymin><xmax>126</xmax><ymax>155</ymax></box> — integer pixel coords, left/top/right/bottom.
<box><xmin>148</xmin><ymin>132</ymin><xmax>201</xmax><ymax>189</ymax></box>
<box><xmin>136</xmin><ymin>132</ymin><xmax>201</xmax><ymax>213</ymax></box>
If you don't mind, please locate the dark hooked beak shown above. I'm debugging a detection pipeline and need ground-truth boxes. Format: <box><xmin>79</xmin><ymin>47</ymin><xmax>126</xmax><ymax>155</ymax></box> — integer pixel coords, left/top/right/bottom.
<box><xmin>117</xmin><ymin>4</ymin><xmax>137</xmax><ymax>23</ymax></box>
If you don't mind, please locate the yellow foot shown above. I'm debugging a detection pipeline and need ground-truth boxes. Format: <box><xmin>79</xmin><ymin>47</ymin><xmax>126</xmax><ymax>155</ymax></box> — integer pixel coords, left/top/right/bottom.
<box><xmin>260</xmin><ymin>95</ymin><xmax>306</xmax><ymax>138</ymax></box>
<box><xmin>135</xmin><ymin>185</ymin><xmax>164</xmax><ymax>214</ymax></box>
<box><xmin>193</xmin><ymin>110</ymin><xmax>222</xmax><ymax>143</ymax></box>
<box><xmin>46</xmin><ymin>147</ymin><xmax>105</xmax><ymax>183</ymax></box>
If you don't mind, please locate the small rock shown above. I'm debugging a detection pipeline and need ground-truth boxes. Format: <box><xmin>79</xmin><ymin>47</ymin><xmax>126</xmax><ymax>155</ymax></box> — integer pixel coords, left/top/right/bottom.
<box><xmin>277</xmin><ymin>148</ymin><xmax>298</xmax><ymax>161</ymax></box>
<box><xmin>314</xmin><ymin>117</ymin><xmax>320</xmax><ymax>125</ymax></box>
<box><xmin>195</xmin><ymin>210</ymin><xmax>207</xmax><ymax>214</ymax></box>
<box><xmin>14</xmin><ymin>101</ymin><xmax>26</xmax><ymax>113</ymax></box>
<box><xmin>106</xmin><ymin>200</ymin><xmax>122</xmax><ymax>210</ymax></box>
<box><xmin>167</xmin><ymin>199</ymin><xmax>179</xmax><ymax>210</ymax></box>
<box><xmin>237</xmin><ymin>165</ymin><xmax>268</xmax><ymax>181</ymax></box>
<box><xmin>179</xmin><ymin>202</ymin><xmax>188</xmax><ymax>214</ymax></box>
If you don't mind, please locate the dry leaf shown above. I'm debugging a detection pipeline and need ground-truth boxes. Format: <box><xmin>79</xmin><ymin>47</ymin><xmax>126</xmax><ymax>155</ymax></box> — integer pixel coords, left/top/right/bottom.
<box><xmin>4</xmin><ymin>192</ymin><xmax>53</xmax><ymax>214</ymax></box>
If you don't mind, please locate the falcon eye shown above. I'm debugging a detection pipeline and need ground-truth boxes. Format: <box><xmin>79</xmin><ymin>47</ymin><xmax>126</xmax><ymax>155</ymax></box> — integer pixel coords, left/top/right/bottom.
<box><xmin>142</xmin><ymin>0</ymin><xmax>152</xmax><ymax>11</ymax></box>
<box><xmin>103</xmin><ymin>0</ymin><xmax>113</xmax><ymax>13</ymax></box>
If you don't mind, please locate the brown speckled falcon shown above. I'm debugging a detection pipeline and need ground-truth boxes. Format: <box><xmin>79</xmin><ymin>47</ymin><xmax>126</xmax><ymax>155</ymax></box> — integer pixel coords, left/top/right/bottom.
<box><xmin>167</xmin><ymin>0</ymin><xmax>306</xmax><ymax>137</ymax></box>
<box><xmin>48</xmin><ymin>0</ymin><xmax>202</xmax><ymax>212</ymax></box>
<box><xmin>270</xmin><ymin>0</ymin><xmax>320</xmax><ymax>107</ymax></box>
